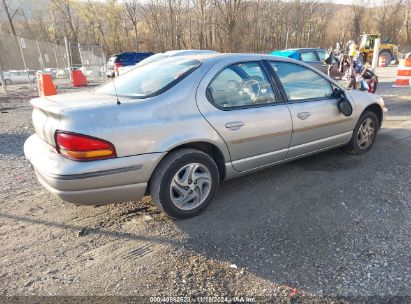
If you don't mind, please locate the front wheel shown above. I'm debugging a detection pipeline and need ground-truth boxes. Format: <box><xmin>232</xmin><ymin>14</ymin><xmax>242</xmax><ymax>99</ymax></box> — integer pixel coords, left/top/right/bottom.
<box><xmin>150</xmin><ymin>149</ymin><xmax>219</xmax><ymax>219</ymax></box>
<box><xmin>344</xmin><ymin>111</ymin><xmax>379</xmax><ymax>155</ymax></box>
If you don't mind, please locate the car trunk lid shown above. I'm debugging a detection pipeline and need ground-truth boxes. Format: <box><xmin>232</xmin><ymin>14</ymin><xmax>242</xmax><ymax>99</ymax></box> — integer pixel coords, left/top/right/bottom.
<box><xmin>30</xmin><ymin>91</ymin><xmax>125</xmax><ymax>146</ymax></box>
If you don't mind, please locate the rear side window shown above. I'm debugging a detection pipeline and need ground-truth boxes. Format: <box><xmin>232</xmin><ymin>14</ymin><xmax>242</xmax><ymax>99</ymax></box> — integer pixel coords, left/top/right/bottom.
<box><xmin>207</xmin><ymin>62</ymin><xmax>277</xmax><ymax>108</ymax></box>
<box><xmin>317</xmin><ymin>51</ymin><xmax>326</xmax><ymax>61</ymax></box>
<box><xmin>270</xmin><ymin>62</ymin><xmax>333</xmax><ymax>101</ymax></box>
<box><xmin>300</xmin><ymin>51</ymin><xmax>318</xmax><ymax>62</ymax></box>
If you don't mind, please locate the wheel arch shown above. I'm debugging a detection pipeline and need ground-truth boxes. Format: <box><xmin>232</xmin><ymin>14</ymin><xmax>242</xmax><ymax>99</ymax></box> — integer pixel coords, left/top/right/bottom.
<box><xmin>362</xmin><ymin>103</ymin><xmax>383</xmax><ymax>128</ymax></box>
<box><xmin>145</xmin><ymin>141</ymin><xmax>226</xmax><ymax>196</ymax></box>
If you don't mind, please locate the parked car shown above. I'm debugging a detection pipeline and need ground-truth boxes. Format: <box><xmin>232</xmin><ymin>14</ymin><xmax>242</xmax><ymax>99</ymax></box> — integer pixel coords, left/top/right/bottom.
<box><xmin>3</xmin><ymin>70</ymin><xmax>37</xmax><ymax>85</ymax></box>
<box><xmin>56</xmin><ymin>69</ymin><xmax>68</xmax><ymax>79</ymax></box>
<box><xmin>271</xmin><ymin>48</ymin><xmax>328</xmax><ymax>73</ymax></box>
<box><xmin>119</xmin><ymin>50</ymin><xmax>217</xmax><ymax>75</ymax></box>
<box><xmin>106</xmin><ymin>52</ymin><xmax>154</xmax><ymax>77</ymax></box>
<box><xmin>24</xmin><ymin>53</ymin><xmax>387</xmax><ymax>219</ymax></box>
<box><xmin>56</xmin><ymin>67</ymin><xmax>79</xmax><ymax>79</ymax></box>
<box><xmin>79</xmin><ymin>66</ymin><xmax>103</xmax><ymax>78</ymax></box>
<box><xmin>117</xmin><ymin>50</ymin><xmax>217</xmax><ymax>76</ymax></box>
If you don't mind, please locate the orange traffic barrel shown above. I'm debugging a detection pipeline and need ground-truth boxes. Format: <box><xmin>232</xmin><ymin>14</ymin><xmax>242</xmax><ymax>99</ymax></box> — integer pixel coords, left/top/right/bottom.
<box><xmin>37</xmin><ymin>73</ymin><xmax>57</xmax><ymax>96</ymax></box>
<box><xmin>392</xmin><ymin>59</ymin><xmax>411</xmax><ymax>87</ymax></box>
<box><xmin>71</xmin><ymin>70</ymin><xmax>87</xmax><ymax>87</ymax></box>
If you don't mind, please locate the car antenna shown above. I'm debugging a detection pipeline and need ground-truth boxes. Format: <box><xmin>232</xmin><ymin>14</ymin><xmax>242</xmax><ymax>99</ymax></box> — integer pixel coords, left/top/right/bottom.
<box><xmin>111</xmin><ymin>76</ymin><xmax>121</xmax><ymax>105</ymax></box>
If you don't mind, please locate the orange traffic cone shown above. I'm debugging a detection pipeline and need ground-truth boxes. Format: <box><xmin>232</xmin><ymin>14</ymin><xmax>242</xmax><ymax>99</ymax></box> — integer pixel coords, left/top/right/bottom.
<box><xmin>37</xmin><ymin>73</ymin><xmax>57</xmax><ymax>97</ymax></box>
<box><xmin>378</xmin><ymin>56</ymin><xmax>387</xmax><ymax>67</ymax></box>
<box><xmin>392</xmin><ymin>59</ymin><xmax>411</xmax><ymax>87</ymax></box>
<box><xmin>71</xmin><ymin>70</ymin><xmax>87</xmax><ymax>87</ymax></box>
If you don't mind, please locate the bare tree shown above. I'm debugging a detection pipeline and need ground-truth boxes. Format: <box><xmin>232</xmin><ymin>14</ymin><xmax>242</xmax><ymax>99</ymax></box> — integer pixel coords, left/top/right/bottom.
<box><xmin>125</xmin><ymin>0</ymin><xmax>141</xmax><ymax>50</ymax></box>
<box><xmin>1</xmin><ymin>0</ymin><xmax>20</xmax><ymax>36</ymax></box>
<box><xmin>215</xmin><ymin>0</ymin><xmax>243</xmax><ymax>52</ymax></box>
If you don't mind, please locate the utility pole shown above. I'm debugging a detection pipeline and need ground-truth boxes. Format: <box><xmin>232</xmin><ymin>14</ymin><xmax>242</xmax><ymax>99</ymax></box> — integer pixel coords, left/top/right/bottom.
<box><xmin>0</xmin><ymin>61</ymin><xmax>6</xmax><ymax>95</ymax></box>
<box><xmin>372</xmin><ymin>38</ymin><xmax>381</xmax><ymax>71</ymax></box>
<box><xmin>64</xmin><ymin>37</ymin><xmax>71</xmax><ymax>81</ymax></box>
<box><xmin>78</xmin><ymin>42</ymin><xmax>84</xmax><ymax>66</ymax></box>
<box><xmin>36</xmin><ymin>40</ymin><xmax>45</xmax><ymax>70</ymax></box>
<box><xmin>17</xmin><ymin>36</ymin><xmax>32</xmax><ymax>89</ymax></box>
<box><xmin>0</xmin><ymin>39</ymin><xmax>6</xmax><ymax>94</ymax></box>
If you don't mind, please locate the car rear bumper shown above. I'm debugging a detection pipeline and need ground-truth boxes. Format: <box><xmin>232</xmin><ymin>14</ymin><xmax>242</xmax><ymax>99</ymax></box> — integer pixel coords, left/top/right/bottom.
<box><xmin>382</xmin><ymin>106</ymin><xmax>388</xmax><ymax>124</ymax></box>
<box><xmin>106</xmin><ymin>70</ymin><xmax>115</xmax><ymax>77</ymax></box>
<box><xmin>24</xmin><ymin>134</ymin><xmax>165</xmax><ymax>205</ymax></box>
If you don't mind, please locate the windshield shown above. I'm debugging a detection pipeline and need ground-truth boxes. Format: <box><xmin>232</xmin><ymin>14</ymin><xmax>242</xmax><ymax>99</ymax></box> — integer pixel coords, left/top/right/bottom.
<box><xmin>96</xmin><ymin>57</ymin><xmax>202</xmax><ymax>98</ymax></box>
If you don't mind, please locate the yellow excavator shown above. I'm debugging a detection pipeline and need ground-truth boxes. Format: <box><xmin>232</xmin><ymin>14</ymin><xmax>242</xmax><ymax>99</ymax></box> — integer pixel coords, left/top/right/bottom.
<box><xmin>359</xmin><ymin>34</ymin><xmax>399</xmax><ymax>64</ymax></box>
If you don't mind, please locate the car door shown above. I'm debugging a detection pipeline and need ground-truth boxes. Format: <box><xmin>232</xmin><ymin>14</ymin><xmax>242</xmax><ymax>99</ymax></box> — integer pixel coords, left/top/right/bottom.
<box><xmin>196</xmin><ymin>61</ymin><xmax>292</xmax><ymax>172</ymax></box>
<box><xmin>267</xmin><ymin>61</ymin><xmax>354</xmax><ymax>158</ymax></box>
<box><xmin>9</xmin><ymin>72</ymin><xmax>18</xmax><ymax>83</ymax></box>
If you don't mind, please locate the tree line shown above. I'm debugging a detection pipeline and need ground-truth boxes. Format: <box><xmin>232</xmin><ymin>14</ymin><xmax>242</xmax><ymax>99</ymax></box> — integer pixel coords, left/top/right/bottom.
<box><xmin>1</xmin><ymin>0</ymin><xmax>411</xmax><ymax>57</ymax></box>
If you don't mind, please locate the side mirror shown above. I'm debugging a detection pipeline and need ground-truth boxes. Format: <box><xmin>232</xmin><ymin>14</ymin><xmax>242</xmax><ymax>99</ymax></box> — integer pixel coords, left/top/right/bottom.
<box><xmin>333</xmin><ymin>88</ymin><xmax>353</xmax><ymax>116</ymax></box>
<box><xmin>339</xmin><ymin>99</ymin><xmax>353</xmax><ymax>116</ymax></box>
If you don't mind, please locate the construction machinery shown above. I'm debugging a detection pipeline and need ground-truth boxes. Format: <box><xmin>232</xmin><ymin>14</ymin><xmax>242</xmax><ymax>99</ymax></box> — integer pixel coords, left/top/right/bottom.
<box><xmin>359</xmin><ymin>34</ymin><xmax>399</xmax><ymax>64</ymax></box>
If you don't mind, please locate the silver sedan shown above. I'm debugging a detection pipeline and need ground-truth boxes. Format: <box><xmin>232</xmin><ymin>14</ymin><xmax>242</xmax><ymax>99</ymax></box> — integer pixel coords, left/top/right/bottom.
<box><xmin>24</xmin><ymin>53</ymin><xmax>387</xmax><ymax>218</ymax></box>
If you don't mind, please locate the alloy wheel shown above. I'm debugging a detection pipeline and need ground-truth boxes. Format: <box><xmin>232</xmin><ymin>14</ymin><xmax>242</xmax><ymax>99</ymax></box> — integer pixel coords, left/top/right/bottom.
<box><xmin>357</xmin><ymin>118</ymin><xmax>375</xmax><ymax>149</ymax></box>
<box><xmin>169</xmin><ymin>163</ymin><xmax>212</xmax><ymax>210</ymax></box>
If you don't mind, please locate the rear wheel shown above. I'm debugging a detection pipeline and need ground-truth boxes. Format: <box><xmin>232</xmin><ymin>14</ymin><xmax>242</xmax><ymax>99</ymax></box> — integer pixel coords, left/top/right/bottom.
<box><xmin>150</xmin><ymin>149</ymin><xmax>219</xmax><ymax>219</ymax></box>
<box><xmin>4</xmin><ymin>79</ymin><xmax>11</xmax><ymax>85</ymax></box>
<box><xmin>344</xmin><ymin>111</ymin><xmax>379</xmax><ymax>155</ymax></box>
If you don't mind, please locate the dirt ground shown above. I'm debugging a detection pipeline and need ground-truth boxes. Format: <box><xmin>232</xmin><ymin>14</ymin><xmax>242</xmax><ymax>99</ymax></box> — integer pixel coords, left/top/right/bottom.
<box><xmin>0</xmin><ymin>67</ymin><xmax>410</xmax><ymax>303</ymax></box>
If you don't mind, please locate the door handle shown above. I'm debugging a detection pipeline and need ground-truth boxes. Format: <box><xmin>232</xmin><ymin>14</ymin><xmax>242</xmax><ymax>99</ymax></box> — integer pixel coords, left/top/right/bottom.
<box><xmin>225</xmin><ymin>121</ymin><xmax>244</xmax><ymax>131</ymax></box>
<box><xmin>297</xmin><ymin>112</ymin><xmax>311</xmax><ymax>120</ymax></box>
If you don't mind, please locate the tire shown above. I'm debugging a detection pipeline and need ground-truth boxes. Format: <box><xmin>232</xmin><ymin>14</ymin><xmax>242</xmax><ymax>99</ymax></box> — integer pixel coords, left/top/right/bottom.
<box><xmin>4</xmin><ymin>79</ymin><xmax>11</xmax><ymax>85</ymax></box>
<box><xmin>344</xmin><ymin>111</ymin><xmax>379</xmax><ymax>155</ymax></box>
<box><xmin>150</xmin><ymin>148</ymin><xmax>219</xmax><ymax>219</ymax></box>
<box><xmin>379</xmin><ymin>51</ymin><xmax>392</xmax><ymax>65</ymax></box>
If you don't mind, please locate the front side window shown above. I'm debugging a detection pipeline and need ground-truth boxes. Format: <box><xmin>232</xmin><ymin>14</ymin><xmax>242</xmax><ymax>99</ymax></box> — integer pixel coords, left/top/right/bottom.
<box><xmin>270</xmin><ymin>62</ymin><xmax>333</xmax><ymax>101</ymax></box>
<box><xmin>207</xmin><ymin>62</ymin><xmax>276</xmax><ymax>108</ymax></box>
<box><xmin>96</xmin><ymin>58</ymin><xmax>201</xmax><ymax>98</ymax></box>
<box><xmin>300</xmin><ymin>51</ymin><xmax>318</xmax><ymax>62</ymax></box>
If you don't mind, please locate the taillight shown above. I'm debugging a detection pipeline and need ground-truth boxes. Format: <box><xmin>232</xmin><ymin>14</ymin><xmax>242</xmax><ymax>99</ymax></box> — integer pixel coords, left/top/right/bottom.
<box><xmin>114</xmin><ymin>62</ymin><xmax>123</xmax><ymax>76</ymax></box>
<box><xmin>55</xmin><ymin>131</ymin><xmax>116</xmax><ymax>161</ymax></box>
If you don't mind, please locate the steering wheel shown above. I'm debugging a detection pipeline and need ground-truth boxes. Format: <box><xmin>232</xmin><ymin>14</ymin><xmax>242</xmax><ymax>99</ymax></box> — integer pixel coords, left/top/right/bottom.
<box><xmin>241</xmin><ymin>78</ymin><xmax>262</xmax><ymax>102</ymax></box>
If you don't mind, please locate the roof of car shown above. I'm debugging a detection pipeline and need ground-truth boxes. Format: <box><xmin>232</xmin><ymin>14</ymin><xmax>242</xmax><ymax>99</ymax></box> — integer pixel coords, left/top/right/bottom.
<box><xmin>285</xmin><ymin>48</ymin><xmax>326</xmax><ymax>51</ymax></box>
<box><xmin>174</xmin><ymin>52</ymin><xmax>293</xmax><ymax>61</ymax></box>
<box><xmin>164</xmin><ymin>50</ymin><xmax>217</xmax><ymax>56</ymax></box>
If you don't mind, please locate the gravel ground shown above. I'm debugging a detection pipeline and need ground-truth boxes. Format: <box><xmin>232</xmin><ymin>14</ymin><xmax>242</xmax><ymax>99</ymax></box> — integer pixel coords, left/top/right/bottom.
<box><xmin>0</xmin><ymin>67</ymin><xmax>410</xmax><ymax>303</ymax></box>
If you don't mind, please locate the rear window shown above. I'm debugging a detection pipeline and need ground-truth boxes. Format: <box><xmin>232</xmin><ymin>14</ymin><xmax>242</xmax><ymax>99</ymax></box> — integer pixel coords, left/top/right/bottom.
<box><xmin>96</xmin><ymin>57</ymin><xmax>202</xmax><ymax>98</ymax></box>
<box><xmin>135</xmin><ymin>53</ymin><xmax>151</xmax><ymax>63</ymax></box>
<box><xmin>117</xmin><ymin>53</ymin><xmax>131</xmax><ymax>62</ymax></box>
